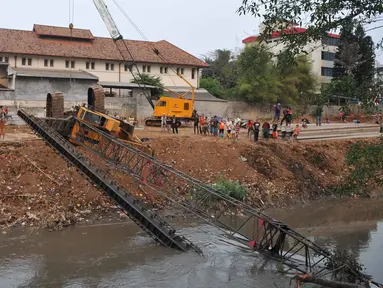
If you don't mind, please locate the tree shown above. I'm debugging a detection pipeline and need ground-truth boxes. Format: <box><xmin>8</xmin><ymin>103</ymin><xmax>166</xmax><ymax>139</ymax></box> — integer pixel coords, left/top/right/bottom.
<box><xmin>237</xmin><ymin>0</ymin><xmax>383</xmax><ymax>52</ymax></box>
<box><xmin>328</xmin><ymin>23</ymin><xmax>376</xmax><ymax>107</ymax></box>
<box><xmin>131</xmin><ymin>73</ymin><xmax>164</xmax><ymax>97</ymax></box>
<box><xmin>334</xmin><ymin>42</ymin><xmax>363</xmax><ymax>75</ymax></box>
<box><xmin>354</xmin><ymin>24</ymin><xmax>375</xmax><ymax>87</ymax></box>
<box><xmin>201</xmin><ymin>49</ymin><xmax>238</xmax><ymax>90</ymax></box>
<box><xmin>333</xmin><ymin>21</ymin><xmax>357</xmax><ymax>78</ymax></box>
<box><xmin>276</xmin><ymin>53</ymin><xmax>318</xmax><ymax>105</ymax></box>
<box><xmin>200</xmin><ymin>77</ymin><xmax>225</xmax><ymax>99</ymax></box>
<box><xmin>235</xmin><ymin>45</ymin><xmax>280</xmax><ymax>103</ymax></box>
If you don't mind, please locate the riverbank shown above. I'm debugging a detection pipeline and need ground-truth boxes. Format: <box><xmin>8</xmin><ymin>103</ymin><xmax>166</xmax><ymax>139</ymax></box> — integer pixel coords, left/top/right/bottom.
<box><xmin>0</xmin><ymin>125</ymin><xmax>381</xmax><ymax>230</ymax></box>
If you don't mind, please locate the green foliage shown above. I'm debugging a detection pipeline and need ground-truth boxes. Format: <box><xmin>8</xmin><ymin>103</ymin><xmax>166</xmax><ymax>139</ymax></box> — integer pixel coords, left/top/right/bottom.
<box><xmin>200</xmin><ymin>77</ymin><xmax>225</xmax><ymax>99</ymax></box>
<box><xmin>235</xmin><ymin>45</ymin><xmax>317</xmax><ymax>104</ymax></box>
<box><xmin>236</xmin><ymin>45</ymin><xmax>280</xmax><ymax>103</ymax></box>
<box><xmin>321</xmin><ymin>22</ymin><xmax>377</xmax><ymax>109</ymax></box>
<box><xmin>344</xmin><ymin>138</ymin><xmax>383</xmax><ymax>193</ymax></box>
<box><xmin>131</xmin><ymin>73</ymin><xmax>164</xmax><ymax>96</ymax></box>
<box><xmin>202</xmin><ymin>49</ymin><xmax>238</xmax><ymax>90</ymax></box>
<box><xmin>213</xmin><ymin>178</ymin><xmax>247</xmax><ymax>201</ymax></box>
<box><xmin>237</xmin><ymin>0</ymin><xmax>383</xmax><ymax>52</ymax></box>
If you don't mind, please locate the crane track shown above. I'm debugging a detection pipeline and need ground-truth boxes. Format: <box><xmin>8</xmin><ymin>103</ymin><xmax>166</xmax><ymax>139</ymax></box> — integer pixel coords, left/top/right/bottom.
<box><xmin>17</xmin><ymin>109</ymin><xmax>202</xmax><ymax>255</ymax></box>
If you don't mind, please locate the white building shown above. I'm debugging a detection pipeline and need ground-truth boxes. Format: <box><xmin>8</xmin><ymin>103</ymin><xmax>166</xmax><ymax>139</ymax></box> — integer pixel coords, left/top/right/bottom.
<box><xmin>0</xmin><ymin>24</ymin><xmax>208</xmax><ymax>93</ymax></box>
<box><xmin>242</xmin><ymin>23</ymin><xmax>340</xmax><ymax>87</ymax></box>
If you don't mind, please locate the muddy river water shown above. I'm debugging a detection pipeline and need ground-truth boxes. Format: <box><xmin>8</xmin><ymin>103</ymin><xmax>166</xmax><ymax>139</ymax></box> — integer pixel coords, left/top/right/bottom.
<box><xmin>1</xmin><ymin>198</ymin><xmax>383</xmax><ymax>288</ymax></box>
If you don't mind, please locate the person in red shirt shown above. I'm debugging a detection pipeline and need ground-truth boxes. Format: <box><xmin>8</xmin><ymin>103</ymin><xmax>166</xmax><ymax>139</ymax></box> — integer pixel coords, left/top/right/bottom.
<box><xmin>199</xmin><ymin>115</ymin><xmax>205</xmax><ymax>134</ymax></box>
<box><xmin>219</xmin><ymin>120</ymin><xmax>225</xmax><ymax>138</ymax></box>
<box><xmin>262</xmin><ymin>121</ymin><xmax>270</xmax><ymax>140</ymax></box>
<box><xmin>247</xmin><ymin>120</ymin><xmax>254</xmax><ymax>139</ymax></box>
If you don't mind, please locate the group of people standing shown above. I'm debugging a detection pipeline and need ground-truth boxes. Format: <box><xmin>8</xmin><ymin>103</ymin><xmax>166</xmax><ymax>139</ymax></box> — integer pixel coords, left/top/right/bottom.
<box><xmin>193</xmin><ymin>113</ymin><xmax>242</xmax><ymax>139</ymax></box>
<box><xmin>161</xmin><ymin>114</ymin><xmax>180</xmax><ymax>134</ymax></box>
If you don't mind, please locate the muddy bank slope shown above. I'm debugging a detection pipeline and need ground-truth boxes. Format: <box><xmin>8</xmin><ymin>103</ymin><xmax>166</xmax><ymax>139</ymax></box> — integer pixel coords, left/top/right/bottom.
<box><xmin>0</xmin><ymin>127</ymin><xmax>375</xmax><ymax>230</ymax></box>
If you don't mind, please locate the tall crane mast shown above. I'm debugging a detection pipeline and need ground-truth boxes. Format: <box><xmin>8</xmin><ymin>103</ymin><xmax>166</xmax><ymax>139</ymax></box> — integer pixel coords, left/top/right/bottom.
<box><xmin>93</xmin><ymin>0</ymin><xmax>123</xmax><ymax>40</ymax></box>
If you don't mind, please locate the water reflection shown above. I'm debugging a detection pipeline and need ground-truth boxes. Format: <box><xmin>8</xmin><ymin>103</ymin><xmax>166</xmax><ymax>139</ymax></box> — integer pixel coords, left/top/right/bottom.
<box><xmin>0</xmin><ymin>223</ymin><xmax>288</xmax><ymax>288</ymax></box>
<box><xmin>1</xmin><ymin>199</ymin><xmax>383</xmax><ymax>287</ymax></box>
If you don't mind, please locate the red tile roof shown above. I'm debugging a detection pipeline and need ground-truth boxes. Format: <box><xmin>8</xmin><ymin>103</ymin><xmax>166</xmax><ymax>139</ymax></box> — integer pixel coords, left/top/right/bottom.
<box><xmin>0</xmin><ymin>25</ymin><xmax>208</xmax><ymax>67</ymax></box>
<box><xmin>242</xmin><ymin>27</ymin><xmax>340</xmax><ymax>44</ymax></box>
<box><xmin>33</xmin><ymin>24</ymin><xmax>95</xmax><ymax>40</ymax></box>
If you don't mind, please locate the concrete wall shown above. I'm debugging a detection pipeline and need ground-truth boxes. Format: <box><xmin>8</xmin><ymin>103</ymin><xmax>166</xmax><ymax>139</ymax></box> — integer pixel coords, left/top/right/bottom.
<box><xmin>0</xmin><ymin>53</ymin><xmax>200</xmax><ymax>88</ymax></box>
<box><xmin>10</xmin><ymin>77</ymin><xmax>97</xmax><ymax>102</ymax></box>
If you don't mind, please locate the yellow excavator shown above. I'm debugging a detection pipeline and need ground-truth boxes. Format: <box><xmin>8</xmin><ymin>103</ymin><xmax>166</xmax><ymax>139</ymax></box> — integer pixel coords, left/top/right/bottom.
<box><xmin>93</xmin><ymin>0</ymin><xmax>197</xmax><ymax>128</ymax></box>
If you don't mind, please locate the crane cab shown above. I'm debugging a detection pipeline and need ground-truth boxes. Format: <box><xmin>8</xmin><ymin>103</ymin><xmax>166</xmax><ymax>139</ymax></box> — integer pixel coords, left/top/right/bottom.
<box><xmin>153</xmin><ymin>96</ymin><xmax>194</xmax><ymax>119</ymax></box>
<box><xmin>76</xmin><ymin>107</ymin><xmax>120</xmax><ymax>132</ymax></box>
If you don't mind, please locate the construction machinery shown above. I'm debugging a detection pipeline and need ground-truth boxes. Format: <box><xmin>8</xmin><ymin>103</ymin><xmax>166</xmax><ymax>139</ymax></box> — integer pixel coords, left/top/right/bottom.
<box><xmin>45</xmin><ymin>89</ymin><xmax>151</xmax><ymax>154</ymax></box>
<box><xmin>144</xmin><ymin>74</ymin><xmax>196</xmax><ymax>127</ymax></box>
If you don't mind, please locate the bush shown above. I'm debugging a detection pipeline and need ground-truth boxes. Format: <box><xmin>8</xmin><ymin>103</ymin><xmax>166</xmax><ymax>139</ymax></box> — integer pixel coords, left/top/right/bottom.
<box><xmin>213</xmin><ymin>179</ymin><xmax>247</xmax><ymax>201</ymax></box>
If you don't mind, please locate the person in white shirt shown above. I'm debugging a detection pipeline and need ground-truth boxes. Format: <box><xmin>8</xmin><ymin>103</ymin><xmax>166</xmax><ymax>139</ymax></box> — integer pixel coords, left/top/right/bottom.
<box><xmin>161</xmin><ymin>113</ymin><xmax>167</xmax><ymax>132</ymax></box>
<box><xmin>226</xmin><ymin>119</ymin><xmax>233</xmax><ymax>137</ymax></box>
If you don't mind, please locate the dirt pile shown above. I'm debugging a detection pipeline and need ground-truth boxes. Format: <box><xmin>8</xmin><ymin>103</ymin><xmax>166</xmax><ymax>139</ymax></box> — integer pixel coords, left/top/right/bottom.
<box><xmin>148</xmin><ymin>135</ymin><xmax>356</xmax><ymax>207</ymax></box>
<box><xmin>0</xmin><ymin>126</ymin><xmax>374</xmax><ymax>230</ymax></box>
<box><xmin>0</xmin><ymin>141</ymin><xmax>118</xmax><ymax>230</ymax></box>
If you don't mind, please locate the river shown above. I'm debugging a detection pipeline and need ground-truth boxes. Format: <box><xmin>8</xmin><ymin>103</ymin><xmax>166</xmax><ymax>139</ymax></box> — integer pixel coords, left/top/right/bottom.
<box><xmin>1</xmin><ymin>198</ymin><xmax>382</xmax><ymax>288</ymax></box>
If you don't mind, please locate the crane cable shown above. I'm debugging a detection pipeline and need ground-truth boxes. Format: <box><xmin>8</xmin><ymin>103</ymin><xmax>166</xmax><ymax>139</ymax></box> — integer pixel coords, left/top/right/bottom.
<box><xmin>111</xmin><ymin>0</ymin><xmax>179</xmax><ymax>87</ymax></box>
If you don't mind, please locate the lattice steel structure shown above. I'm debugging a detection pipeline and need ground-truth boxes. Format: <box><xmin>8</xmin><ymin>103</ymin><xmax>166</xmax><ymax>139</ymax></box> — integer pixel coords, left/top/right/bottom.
<box><xmin>46</xmin><ymin>116</ymin><xmax>380</xmax><ymax>287</ymax></box>
<box><xmin>18</xmin><ymin>110</ymin><xmax>202</xmax><ymax>255</ymax></box>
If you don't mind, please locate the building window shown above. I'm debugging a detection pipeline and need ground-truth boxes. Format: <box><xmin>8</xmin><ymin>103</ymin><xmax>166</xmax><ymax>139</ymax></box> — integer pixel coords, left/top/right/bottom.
<box><xmin>50</xmin><ymin>59</ymin><xmax>54</xmax><ymax>67</ymax></box>
<box><xmin>22</xmin><ymin>57</ymin><xmax>26</xmax><ymax>66</ymax></box>
<box><xmin>192</xmin><ymin>68</ymin><xmax>195</xmax><ymax>79</ymax></box>
<box><xmin>106</xmin><ymin>63</ymin><xmax>109</xmax><ymax>70</ymax></box>
<box><xmin>322</xmin><ymin>51</ymin><xmax>336</xmax><ymax>61</ymax></box>
<box><xmin>44</xmin><ymin>59</ymin><xmax>49</xmax><ymax>67</ymax></box>
<box><xmin>65</xmin><ymin>60</ymin><xmax>75</xmax><ymax>68</ymax></box>
<box><xmin>0</xmin><ymin>56</ymin><xmax>2</xmax><ymax>62</ymax></box>
<box><xmin>143</xmin><ymin>65</ymin><xmax>147</xmax><ymax>73</ymax></box>
<box><xmin>91</xmin><ymin>62</ymin><xmax>95</xmax><ymax>70</ymax></box>
<box><xmin>321</xmin><ymin>67</ymin><xmax>334</xmax><ymax>77</ymax></box>
<box><xmin>322</xmin><ymin>37</ymin><xmax>340</xmax><ymax>46</ymax></box>
<box><xmin>160</xmin><ymin>67</ymin><xmax>163</xmax><ymax>74</ymax></box>
<box><xmin>164</xmin><ymin>67</ymin><xmax>168</xmax><ymax>74</ymax></box>
<box><xmin>110</xmin><ymin>63</ymin><xmax>114</xmax><ymax>71</ymax></box>
<box><xmin>147</xmin><ymin>65</ymin><xmax>151</xmax><ymax>73</ymax></box>
<box><xmin>28</xmin><ymin>58</ymin><xmax>32</xmax><ymax>66</ymax></box>
<box><xmin>86</xmin><ymin>62</ymin><xmax>90</xmax><ymax>69</ymax></box>
<box><xmin>181</xmin><ymin>68</ymin><xmax>184</xmax><ymax>75</ymax></box>
<box><xmin>0</xmin><ymin>56</ymin><xmax>7</xmax><ymax>63</ymax></box>
<box><xmin>125</xmin><ymin>64</ymin><xmax>132</xmax><ymax>72</ymax></box>
<box><xmin>176</xmin><ymin>68</ymin><xmax>180</xmax><ymax>74</ymax></box>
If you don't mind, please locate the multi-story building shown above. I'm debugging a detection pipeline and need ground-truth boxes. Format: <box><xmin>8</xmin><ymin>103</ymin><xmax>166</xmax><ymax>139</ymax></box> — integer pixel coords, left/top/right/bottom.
<box><xmin>242</xmin><ymin>22</ymin><xmax>340</xmax><ymax>87</ymax></box>
<box><xmin>0</xmin><ymin>24</ymin><xmax>208</xmax><ymax>93</ymax></box>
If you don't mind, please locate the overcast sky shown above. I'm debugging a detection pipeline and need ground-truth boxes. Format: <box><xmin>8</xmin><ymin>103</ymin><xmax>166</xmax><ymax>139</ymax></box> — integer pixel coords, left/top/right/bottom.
<box><xmin>1</xmin><ymin>0</ymin><xmax>382</xmax><ymax>63</ymax></box>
